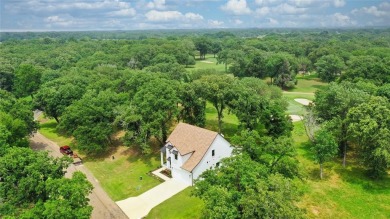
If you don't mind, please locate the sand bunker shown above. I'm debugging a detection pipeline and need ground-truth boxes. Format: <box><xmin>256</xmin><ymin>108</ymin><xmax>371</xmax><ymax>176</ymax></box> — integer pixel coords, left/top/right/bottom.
<box><xmin>294</xmin><ymin>98</ymin><xmax>312</xmax><ymax>106</ymax></box>
<box><xmin>290</xmin><ymin>115</ymin><xmax>303</xmax><ymax>122</ymax></box>
<box><xmin>200</xmin><ymin>61</ymin><xmax>214</xmax><ymax>64</ymax></box>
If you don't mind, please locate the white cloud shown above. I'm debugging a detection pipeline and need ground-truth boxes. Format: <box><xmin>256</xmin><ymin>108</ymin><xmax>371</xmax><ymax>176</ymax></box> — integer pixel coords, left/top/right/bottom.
<box><xmin>107</xmin><ymin>8</ymin><xmax>136</xmax><ymax>17</ymax></box>
<box><xmin>255</xmin><ymin>0</ymin><xmax>281</xmax><ymax>6</ymax></box>
<box><xmin>274</xmin><ymin>3</ymin><xmax>307</xmax><ymax>14</ymax></box>
<box><xmin>233</xmin><ymin>19</ymin><xmax>243</xmax><ymax>25</ymax></box>
<box><xmin>145</xmin><ymin>10</ymin><xmax>203</xmax><ymax>22</ymax></box>
<box><xmin>221</xmin><ymin>0</ymin><xmax>251</xmax><ymax>15</ymax></box>
<box><xmin>208</xmin><ymin>19</ymin><xmax>224</xmax><ymax>27</ymax></box>
<box><xmin>328</xmin><ymin>13</ymin><xmax>355</xmax><ymax>26</ymax></box>
<box><xmin>351</xmin><ymin>2</ymin><xmax>390</xmax><ymax>19</ymax></box>
<box><xmin>256</xmin><ymin>7</ymin><xmax>270</xmax><ymax>16</ymax></box>
<box><xmin>185</xmin><ymin>13</ymin><xmax>204</xmax><ymax>20</ymax></box>
<box><xmin>146</xmin><ymin>0</ymin><xmax>166</xmax><ymax>10</ymax></box>
<box><xmin>333</xmin><ymin>0</ymin><xmax>346</xmax><ymax>8</ymax></box>
<box><xmin>289</xmin><ymin>0</ymin><xmax>315</xmax><ymax>7</ymax></box>
<box><xmin>145</xmin><ymin>10</ymin><xmax>182</xmax><ymax>22</ymax></box>
<box><xmin>268</xmin><ymin>17</ymin><xmax>279</xmax><ymax>25</ymax></box>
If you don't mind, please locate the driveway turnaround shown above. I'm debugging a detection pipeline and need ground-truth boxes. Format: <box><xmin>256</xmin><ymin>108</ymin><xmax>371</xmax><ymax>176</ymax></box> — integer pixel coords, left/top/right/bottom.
<box><xmin>116</xmin><ymin>178</ymin><xmax>189</xmax><ymax>219</ymax></box>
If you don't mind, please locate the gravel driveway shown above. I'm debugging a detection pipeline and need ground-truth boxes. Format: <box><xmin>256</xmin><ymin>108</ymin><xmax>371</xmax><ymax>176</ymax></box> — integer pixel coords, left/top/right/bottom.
<box><xmin>30</xmin><ymin>111</ymin><xmax>128</xmax><ymax>219</ymax></box>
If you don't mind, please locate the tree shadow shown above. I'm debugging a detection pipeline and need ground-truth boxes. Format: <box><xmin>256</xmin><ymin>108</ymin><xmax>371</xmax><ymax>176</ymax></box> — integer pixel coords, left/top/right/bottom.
<box><xmin>333</xmin><ymin>160</ymin><xmax>390</xmax><ymax>194</ymax></box>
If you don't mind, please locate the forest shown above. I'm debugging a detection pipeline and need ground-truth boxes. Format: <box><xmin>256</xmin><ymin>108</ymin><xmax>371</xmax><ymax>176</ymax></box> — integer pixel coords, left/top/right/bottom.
<box><xmin>0</xmin><ymin>28</ymin><xmax>389</xmax><ymax>218</ymax></box>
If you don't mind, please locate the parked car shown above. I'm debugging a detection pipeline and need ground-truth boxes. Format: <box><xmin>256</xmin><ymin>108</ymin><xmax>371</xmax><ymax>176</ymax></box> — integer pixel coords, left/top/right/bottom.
<box><xmin>60</xmin><ymin>146</ymin><xmax>82</xmax><ymax>165</ymax></box>
<box><xmin>60</xmin><ymin>145</ymin><xmax>73</xmax><ymax>156</ymax></box>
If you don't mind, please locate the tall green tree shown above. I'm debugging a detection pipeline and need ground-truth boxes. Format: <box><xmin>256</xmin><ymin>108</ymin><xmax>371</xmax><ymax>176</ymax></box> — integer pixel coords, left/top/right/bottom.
<box><xmin>178</xmin><ymin>83</ymin><xmax>206</xmax><ymax>127</ymax></box>
<box><xmin>129</xmin><ymin>79</ymin><xmax>179</xmax><ymax>152</ymax></box>
<box><xmin>346</xmin><ymin>96</ymin><xmax>390</xmax><ymax>178</ymax></box>
<box><xmin>195</xmin><ymin>75</ymin><xmax>236</xmax><ymax>133</ymax></box>
<box><xmin>312</xmin><ymin>128</ymin><xmax>338</xmax><ymax>179</ymax></box>
<box><xmin>315</xmin><ymin>54</ymin><xmax>345</xmax><ymax>82</ymax></box>
<box><xmin>59</xmin><ymin>90</ymin><xmax>126</xmax><ymax>154</ymax></box>
<box><xmin>0</xmin><ymin>147</ymin><xmax>92</xmax><ymax>218</ymax></box>
<box><xmin>14</xmin><ymin>64</ymin><xmax>42</xmax><ymax>98</ymax></box>
<box><xmin>314</xmin><ymin>82</ymin><xmax>370</xmax><ymax>167</ymax></box>
<box><xmin>193</xmin><ymin>155</ymin><xmax>302</xmax><ymax>219</ymax></box>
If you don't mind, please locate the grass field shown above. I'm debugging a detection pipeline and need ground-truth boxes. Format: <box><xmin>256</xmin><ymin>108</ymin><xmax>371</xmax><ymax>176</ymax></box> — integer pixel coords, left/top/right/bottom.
<box><xmin>283</xmin><ymin>92</ymin><xmax>315</xmax><ymax>115</ymax></box>
<box><xmin>146</xmin><ymin>187</ymin><xmax>204</xmax><ymax>219</ymax></box>
<box><xmin>293</xmin><ymin>121</ymin><xmax>390</xmax><ymax>219</ymax></box>
<box><xmin>37</xmin><ymin>118</ymin><xmax>162</xmax><ymax>201</ymax></box>
<box><xmin>38</xmin><ymin>118</ymin><xmax>72</xmax><ymax>146</ymax></box>
<box><xmin>204</xmin><ymin>102</ymin><xmax>239</xmax><ymax>139</ymax></box>
<box><xmin>291</xmin><ymin>74</ymin><xmax>328</xmax><ymax>93</ymax></box>
<box><xmin>83</xmin><ymin>147</ymin><xmax>161</xmax><ymax>201</ymax></box>
<box><xmin>188</xmin><ymin>54</ymin><xmax>227</xmax><ymax>72</ymax></box>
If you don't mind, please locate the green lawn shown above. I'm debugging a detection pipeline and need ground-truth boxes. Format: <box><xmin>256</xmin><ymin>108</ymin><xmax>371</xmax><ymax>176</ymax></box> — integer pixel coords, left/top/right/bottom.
<box><xmin>37</xmin><ymin>118</ymin><xmax>161</xmax><ymax>201</ymax></box>
<box><xmin>283</xmin><ymin>92</ymin><xmax>315</xmax><ymax>115</ymax></box>
<box><xmin>39</xmin><ymin>118</ymin><xmax>72</xmax><ymax>146</ymax></box>
<box><xmin>83</xmin><ymin>150</ymin><xmax>161</xmax><ymax>201</ymax></box>
<box><xmin>188</xmin><ymin>54</ymin><xmax>227</xmax><ymax>72</ymax></box>
<box><xmin>293</xmin><ymin>122</ymin><xmax>390</xmax><ymax>219</ymax></box>
<box><xmin>204</xmin><ymin>102</ymin><xmax>239</xmax><ymax>139</ymax></box>
<box><xmin>291</xmin><ymin>74</ymin><xmax>328</xmax><ymax>93</ymax></box>
<box><xmin>146</xmin><ymin>187</ymin><xmax>204</xmax><ymax>219</ymax></box>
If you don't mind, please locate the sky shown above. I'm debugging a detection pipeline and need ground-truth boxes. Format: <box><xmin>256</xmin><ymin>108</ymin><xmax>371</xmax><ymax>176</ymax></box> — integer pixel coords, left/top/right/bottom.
<box><xmin>1</xmin><ymin>0</ymin><xmax>389</xmax><ymax>31</ymax></box>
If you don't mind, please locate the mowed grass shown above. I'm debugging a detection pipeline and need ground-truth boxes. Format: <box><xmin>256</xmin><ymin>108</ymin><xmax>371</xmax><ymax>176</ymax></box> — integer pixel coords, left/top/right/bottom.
<box><xmin>146</xmin><ymin>187</ymin><xmax>204</xmax><ymax>219</ymax></box>
<box><xmin>293</xmin><ymin>122</ymin><xmax>390</xmax><ymax>219</ymax></box>
<box><xmin>37</xmin><ymin>118</ymin><xmax>161</xmax><ymax>201</ymax></box>
<box><xmin>283</xmin><ymin>92</ymin><xmax>315</xmax><ymax>115</ymax></box>
<box><xmin>291</xmin><ymin>74</ymin><xmax>328</xmax><ymax>93</ymax></box>
<box><xmin>39</xmin><ymin>118</ymin><xmax>72</xmax><ymax>146</ymax></box>
<box><xmin>83</xmin><ymin>148</ymin><xmax>162</xmax><ymax>201</ymax></box>
<box><xmin>188</xmin><ymin>54</ymin><xmax>227</xmax><ymax>72</ymax></box>
<box><xmin>204</xmin><ymin>102</ymin><xmax>239</xmax><ymax>139</ymax></box>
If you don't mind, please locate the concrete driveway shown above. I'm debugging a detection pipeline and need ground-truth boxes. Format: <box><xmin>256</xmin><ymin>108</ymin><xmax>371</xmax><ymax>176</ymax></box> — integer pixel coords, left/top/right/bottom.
<box><xmin>116</xmin><ymin>178</ymin><xmax>189</xmax><ymax>219</ymax></box>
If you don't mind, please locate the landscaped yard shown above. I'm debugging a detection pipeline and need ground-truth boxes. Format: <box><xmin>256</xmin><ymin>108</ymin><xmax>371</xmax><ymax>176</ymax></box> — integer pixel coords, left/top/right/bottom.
<box><xmin>37</xmin><ymin>118</ymin><xmax>162</xmax><ymax>201</ymax></box>
<box><xmin>83</xmin><ymin>147</ymin><xmax>161</xmax><ymax>201</ymax></box>
<box><xmin>146</xmin><ymin>187</ymin><xmax>203</xmax><ymax>219</ymax></box>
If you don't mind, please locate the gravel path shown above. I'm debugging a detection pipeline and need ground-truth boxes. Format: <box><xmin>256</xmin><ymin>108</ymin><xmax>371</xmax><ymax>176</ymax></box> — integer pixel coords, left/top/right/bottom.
<box><xmin>30</xmin><ymin>111</ymin><xmax>128</xmax><ymax>219</ymax></box>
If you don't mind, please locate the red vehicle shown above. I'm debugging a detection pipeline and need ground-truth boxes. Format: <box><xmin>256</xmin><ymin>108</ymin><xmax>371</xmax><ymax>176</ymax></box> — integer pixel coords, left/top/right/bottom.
<box><xmin>60</xmin><ymin>146</ymin><xmax>82</xmax><ymax>165</ymax></box>
<box><xmin>60</xmin><ymin>145</ymin><xmax>73</xmax><ymax>156</ymax></box>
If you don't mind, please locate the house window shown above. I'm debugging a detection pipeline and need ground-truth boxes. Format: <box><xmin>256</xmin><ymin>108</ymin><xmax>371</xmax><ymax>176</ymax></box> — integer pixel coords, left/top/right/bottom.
<box><xmin>216</xmin><ymin>162</ymin><xmax>220</xmax><ymax>167</ymax></box>
<box><xmin>174</xmin><ymin>154</ymin><xmax>178</xmax><ymax>160</ymax></box>
<box><xmin>212</xmin><ymin>149</ymin><xmax>215</xmax><ymax>157</ymax></box>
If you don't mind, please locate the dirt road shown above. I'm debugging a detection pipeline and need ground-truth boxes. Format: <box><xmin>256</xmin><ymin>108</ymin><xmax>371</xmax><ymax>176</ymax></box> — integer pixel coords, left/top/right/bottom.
<box><xmin>30</xmin><ymin>111</ymin><xmax>128</xmax><ymax>219</ymax></box>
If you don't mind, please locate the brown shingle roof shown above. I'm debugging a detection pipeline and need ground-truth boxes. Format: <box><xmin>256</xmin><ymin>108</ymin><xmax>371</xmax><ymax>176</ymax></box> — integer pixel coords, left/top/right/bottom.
<box><xmin>166</xmin><ymin>123</ymin><xmax>218</xmax><ymax>172</ymax></box>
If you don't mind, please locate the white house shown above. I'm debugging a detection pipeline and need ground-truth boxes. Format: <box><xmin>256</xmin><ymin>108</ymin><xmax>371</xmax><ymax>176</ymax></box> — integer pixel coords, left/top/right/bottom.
<box><xmin>160</xmin><ymin>123</ymin><xmax>233</xmax><ymax>186</ymax></box>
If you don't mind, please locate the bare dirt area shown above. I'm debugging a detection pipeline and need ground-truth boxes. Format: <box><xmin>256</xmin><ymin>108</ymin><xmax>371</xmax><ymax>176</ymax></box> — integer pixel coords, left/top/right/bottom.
<box><xmin>30</xmin><ymin>131</ymin><xmax>128</xmax><ymax>219</ymax></box>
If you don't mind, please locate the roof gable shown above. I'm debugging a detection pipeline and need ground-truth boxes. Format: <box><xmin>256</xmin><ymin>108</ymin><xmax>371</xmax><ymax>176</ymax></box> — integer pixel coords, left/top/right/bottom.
<box><xmin>166</xmin><ymin>123</ymin><xmax>218</xmax><ymax>171</ymax></box>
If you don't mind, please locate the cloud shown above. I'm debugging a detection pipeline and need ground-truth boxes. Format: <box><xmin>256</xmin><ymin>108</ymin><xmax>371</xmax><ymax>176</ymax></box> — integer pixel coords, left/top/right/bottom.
<box><xmin>327</xmin><ymin>13</ymin><xmax>355</xmax><ymax>26</ymax></box>
<box><xmin>233</xmin><ymin>19</ymin><xmax>243</xmax><ymax>25</ymax></box>
<box><xmin>274</xmin><ymin>3</ymin><xmax>307</xmax><ymax>14</ymax></box>
<box><xmin>268</xmin><ymin>18</ymin><xmax>279</xmax><ymax>25</ymax></box>
<box><xmin>145</xmin><ymin>10</ymin><xmax>203</xmax><ymax>22</ymax></box>
<box><xmin>221</xmin><ymin>0</ymin><xmax>251</xmax><ymax>15</ymax></box>
<box><xmin>107</xmin><ymin>8</ymin><xmax>136</xmax><ymax>17</ymax></box>
<box><xmin>352</xmin><ymin>2</ymin><xmax>390</xmax><ymax>18</ymax></box>
<box><xmin>208</xmin><ymin>19</ymin><xmax>224</xmax><ymax>27</ymax></box>
<box><xmin>333</xmin><ymin>0</ymin><xmax>346</xmax><ymax>8</ymax></box>
<box><xmin>146</xmin><ymin>0</ymin><xmax>166</xmax><ymax>10</ymax></box>
<box><xmin>255</xmin><ymin>7</ymin><xmax>271</xmax><ymax>16</ymax></box>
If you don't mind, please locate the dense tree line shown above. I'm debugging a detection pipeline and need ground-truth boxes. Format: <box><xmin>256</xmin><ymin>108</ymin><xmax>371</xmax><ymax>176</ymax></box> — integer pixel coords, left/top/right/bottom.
<box><xmin>1</xmin><ymin>29</ymin><xmax>389</xmax><ymax>217</ymax></box>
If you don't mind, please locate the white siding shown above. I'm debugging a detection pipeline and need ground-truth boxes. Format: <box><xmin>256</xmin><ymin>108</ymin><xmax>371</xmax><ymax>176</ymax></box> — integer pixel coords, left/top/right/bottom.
<box><xmin>171</xmin><ymin>167</ymin><xmax>192</xmax><ymax>185</ymax></box>
<box><xmin>192</xmin><ymin>135</ymin><xmax>232</xmax><ymax>180</ymax></box>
